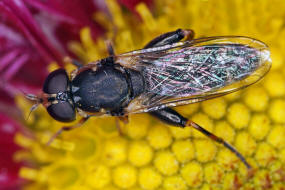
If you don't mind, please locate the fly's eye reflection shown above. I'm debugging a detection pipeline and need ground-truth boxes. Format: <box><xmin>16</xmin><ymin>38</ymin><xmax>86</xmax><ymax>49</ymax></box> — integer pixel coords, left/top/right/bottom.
<box><xmin>25</xmin><ymin>29</ymin><xmax>271</xmax><ymax>171</ymax></box>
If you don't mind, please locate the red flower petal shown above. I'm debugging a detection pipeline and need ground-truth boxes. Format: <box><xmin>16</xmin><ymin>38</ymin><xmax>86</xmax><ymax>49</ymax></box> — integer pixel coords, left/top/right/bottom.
<box><xmin>0</xmin><ymin>0</ymin><xmax>106</xmax><ymax>104</ymax></box>
<box><xmin>0</xmin><ymin>113</ymin><xmax>26</xmax><ymax>190</ymax></box>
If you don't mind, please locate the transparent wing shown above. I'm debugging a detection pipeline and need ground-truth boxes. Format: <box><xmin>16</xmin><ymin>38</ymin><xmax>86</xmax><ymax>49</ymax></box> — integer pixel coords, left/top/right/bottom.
<box><xmin>116</xmin><ymin>36</ymin><xmax>271</xmax><ymax>114</ymax></box>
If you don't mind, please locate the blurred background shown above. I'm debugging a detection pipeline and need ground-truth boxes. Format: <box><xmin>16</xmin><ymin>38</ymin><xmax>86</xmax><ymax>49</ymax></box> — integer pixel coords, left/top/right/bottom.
<box><xmin>0</xmin><ymin>0</ymin><xmax>284</xmax><ymax>189</ymax></box>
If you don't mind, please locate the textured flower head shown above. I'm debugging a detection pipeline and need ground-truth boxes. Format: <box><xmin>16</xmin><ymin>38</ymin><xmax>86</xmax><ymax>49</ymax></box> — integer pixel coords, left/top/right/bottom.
<box><xmin>8</xmin><ymin>0</ymin><xmax>285</xmax><ymax>189</ymax></box>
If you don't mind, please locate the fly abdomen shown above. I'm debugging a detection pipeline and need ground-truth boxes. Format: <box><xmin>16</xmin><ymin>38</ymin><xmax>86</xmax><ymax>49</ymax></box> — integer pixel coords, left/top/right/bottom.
<box><xmin>127</xmin><ymin>69</ymin><xmax>145</xmax><ymax>99</ymax></box>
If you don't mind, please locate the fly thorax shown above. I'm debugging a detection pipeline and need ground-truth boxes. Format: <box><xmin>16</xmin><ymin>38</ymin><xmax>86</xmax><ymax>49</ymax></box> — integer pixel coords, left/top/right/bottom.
<box><xmin>71</xmin><ymin>66</ymin><xmax>129</xmax><ymax>112</ymax></box>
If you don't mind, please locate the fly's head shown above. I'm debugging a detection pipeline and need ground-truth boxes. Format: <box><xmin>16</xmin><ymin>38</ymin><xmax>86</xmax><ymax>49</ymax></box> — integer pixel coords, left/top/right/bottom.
<box><xmin>25</xmin><ymin>69</ymin><xmax>76</xmax><ymax>122</ymax></box>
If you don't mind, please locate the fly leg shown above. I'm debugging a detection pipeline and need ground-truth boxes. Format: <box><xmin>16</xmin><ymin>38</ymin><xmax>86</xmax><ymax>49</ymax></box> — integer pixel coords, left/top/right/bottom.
<box><xmin>144</xmin><ymin>29</ymin><xmax>195</xmax><ymax>48</ymax></box>
<box><xmin>115</xmin><ymin>118</ymin><xmax>123</xmax><ymax>135</ymax></box>
<box><xmin>150</xmin><ymin>107</ymin><xmax>252</xmax><ymax>170</ymax></box>
<box><xmin>115</xmin><ymin>116</ymin><xmax>129</xmax><ymax>135</ymax></box>
<box><xmin>118</xmin><ymin>116</ymin><xmax>129</xmax><ymax>124</ymax></box>
<box><xmin>63</xmin><ymin>57</ymin><xmax>84</xmax><ymax>68</ymax></box>
<box><xmin>46</xmin><ymin>116</ymin><xmax>90</xmax><ymax>145</ymax></box>
<box><xmin>105</xmin><ymin>40</ymin><xmax>115</xmax><ymax>56</ymax></box>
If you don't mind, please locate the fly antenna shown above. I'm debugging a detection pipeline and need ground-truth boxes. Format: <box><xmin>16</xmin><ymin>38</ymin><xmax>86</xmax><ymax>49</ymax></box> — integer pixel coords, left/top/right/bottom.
<box><xmin>21</xmin><ymin>90</ymin><xmax>42</xmax><ymax>121</ymax></box>
<box><xmin>23</xmin><ymin>91</ymin><xmax>39</xmax><ymax>101</ymax></box>
<box><xmin>26</xmin><ymin>103</ymin><xmax>40</xmax><ymax>120</ymax></box>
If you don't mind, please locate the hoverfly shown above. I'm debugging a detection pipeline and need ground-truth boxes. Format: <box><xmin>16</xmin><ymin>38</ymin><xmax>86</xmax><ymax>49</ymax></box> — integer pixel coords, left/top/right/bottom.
<box><xmin>26</xmin><ymin>29</ymin><xmax>271</xmax><ymax>170</ymax></box>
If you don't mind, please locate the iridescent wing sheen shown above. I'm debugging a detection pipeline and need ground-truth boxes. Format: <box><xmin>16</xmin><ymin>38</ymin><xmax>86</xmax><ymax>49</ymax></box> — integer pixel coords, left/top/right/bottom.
<box><xmin>116</xmin><ymin>36</ymin><xmax>271</xmax><ymax>114</ymax></box>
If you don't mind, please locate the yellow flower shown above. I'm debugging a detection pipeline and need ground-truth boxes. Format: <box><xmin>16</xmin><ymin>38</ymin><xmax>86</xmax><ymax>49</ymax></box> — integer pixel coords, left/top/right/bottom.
<box><xmin>17</xmin><ymin>0</ymin><xmax>285</xmax><ymax>189</ymax></box>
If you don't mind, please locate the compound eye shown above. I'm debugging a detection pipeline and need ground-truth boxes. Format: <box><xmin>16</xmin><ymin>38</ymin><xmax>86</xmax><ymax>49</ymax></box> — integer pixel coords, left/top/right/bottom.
<box><xmin>47</xmin><ymin>102</ymin><xmax>76</xmax><ymax>122</ymax></box>
<box><xmin>43</xmin><ymin>69</ymin><xmax>69</xmax><ymax>94</ymax></box>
